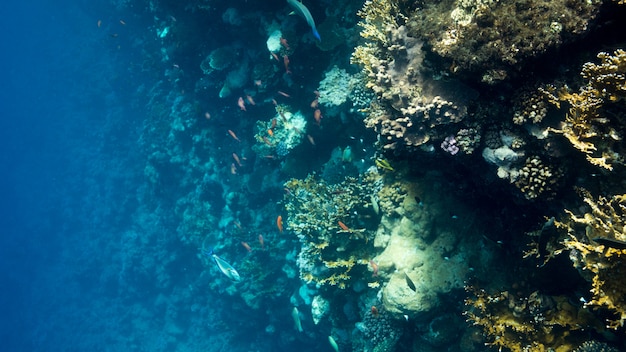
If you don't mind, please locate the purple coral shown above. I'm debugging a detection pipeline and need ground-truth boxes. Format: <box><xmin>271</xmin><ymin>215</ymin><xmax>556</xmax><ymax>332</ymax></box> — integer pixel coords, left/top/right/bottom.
<box><xmin>441</xmin><ymin>135</ymin><xmax>459</xmax><ymax>155</ymax></box>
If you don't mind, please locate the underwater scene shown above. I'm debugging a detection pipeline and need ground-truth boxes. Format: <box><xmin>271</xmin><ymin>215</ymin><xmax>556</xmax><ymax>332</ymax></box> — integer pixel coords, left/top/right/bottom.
<box><xmin>3</xmin><ymin>0</ymin><xmax>626</xmax><ymax>351</ymax></box>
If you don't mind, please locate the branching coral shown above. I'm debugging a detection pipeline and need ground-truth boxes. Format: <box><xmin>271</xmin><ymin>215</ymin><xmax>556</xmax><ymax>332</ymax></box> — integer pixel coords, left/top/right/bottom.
<box><xmin>555</xmin><ymin>189</ymin><xmax>626</xmax><ymax>329</ymax></box>
<box><xmin>465</xmin><ymin>287</ymin><xmax>601</xmax><ymax>352</ymax></box>
<box><xmin>546</xmin><ymin>49</ymin><xmax>626</xmax><ymax>170</ymax></box>
<box><xmin>284</xmin><ymin>174</ymin><xmax>380</xmax><ymax>289</ymax></box>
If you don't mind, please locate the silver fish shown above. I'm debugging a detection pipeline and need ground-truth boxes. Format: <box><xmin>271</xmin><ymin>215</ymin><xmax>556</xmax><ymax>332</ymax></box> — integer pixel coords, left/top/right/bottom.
<box><xmin>206</xmin><ymin>250</ymin><xmax>242</xmax><ymax>282</ymax></box>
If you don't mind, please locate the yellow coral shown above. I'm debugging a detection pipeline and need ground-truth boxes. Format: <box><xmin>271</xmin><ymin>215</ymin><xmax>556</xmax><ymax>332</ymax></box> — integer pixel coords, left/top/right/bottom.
<box><xmin>556</xmin><ymin>190</ymin><xmax>626</xmax><ymax>328</ymax></box>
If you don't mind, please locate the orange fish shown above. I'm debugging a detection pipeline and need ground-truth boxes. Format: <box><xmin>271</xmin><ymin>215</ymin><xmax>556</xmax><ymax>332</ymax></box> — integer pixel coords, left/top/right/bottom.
<box><xmin>97</xmin><ymin>20</ymin><xmax>102</xmax><ymax>28</ymax></box>
<box><xmin>228</xmin><ymin>129</ymin><xmax>241</xmax><ymax>142</ymax></box>
<box><xmin>232</xmin><ymin>153</ymin><xmax>242</xmax><ymax>167</ymax></box>
<box><xmin>369</xmin><ymin>260</ymin><xmax>379</xmax><ymax>277</ymax></box>
<box><xmin>237</xmin><ymin>97</ymin><xmax>246</xmax><ymax>111</ymax></box>
<box><xmin>241</xmin><ymin>241</ymin><xmax>252</xmax><ymax>252</ymax></box>
<box><xmin>230</xmin><ymin>163</ymin><xmax>238</xmax><ymax>175</ymax></box>
<box><xmin>277</xmin><ymin>215</ymin><xmax>283</xmax><ymax>233</ymax></box>
<box><xmin>314</xmin><ymin>109</ymin><xmax>322</xmax><ymax>126</ymax></box>
<box><xmin>267</xmin><ymin>129</ymin><xmax>274</xmax><ymax>137</ymax></box>
<box><xmin>338</xmin><ymin>221</ymin><xmax>350</xmax><ymax>231</ymax></box>
<box><xmin>246</xmin><ymin>95</ymin><xmax>256</xmax><ymax>106</ymax></box>
<box><xmin>258</xmin><ymin>235</ymin><xmax>265</xmax><ymax>249</ymax></box>
<box><xmin>310</xmin><ymin>98</ymin><xmax>319</xmax><ymax>109</ymax></box>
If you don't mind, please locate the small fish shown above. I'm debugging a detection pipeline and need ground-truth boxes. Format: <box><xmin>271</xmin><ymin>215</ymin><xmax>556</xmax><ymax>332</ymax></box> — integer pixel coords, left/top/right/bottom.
<box><xmin>203</xmin><ymin>250</ymin><xmax>242</xmax><ymax>282</ymax></box>
<box><xmin>237</xmin><ymin>97</ymin><xmax>246</xmax><ymax>111</ymax></box>
<box><xmin>271</xmin><ymin>52</ymin><xmax>280</xmax><ymax>61</ymax></box>
<box><xmin>204</xmin><ymin>112</ymin><xmax>211</xmax><ymax>120</ymax></box>
<box><xmin>271</xmin><ymin>118</ymin><xmax>277</xmax><ymax>129</ymax></box>
<box><xmin>404</xmin><ymin>272</ymin><xmax>416</xmax><ymax>292</ymax></box>
<box><xmin>371</xmin><ymin>305</ymin><xmax>379</xmax><ymax>317</ymax></box>
<box><xmin>292</xmin><ymin>307</ymin><xmax>303</xmax><ymax>332</ymax></box>
<box><xmin>267</xmin><ymin>129</ymin><xmax>274</xmax><ymax>137</ymax></box>
<box><xmin>369</xmin><ymin>260</ymin><xmax>379</xmax><ymax>277</ymax></box>
<box><xmin>337</xmin><ymin>221</ymin><xmax>350</xmax><ymax>231</ymax></box>
<box><xmin>328</xmin><ymin>336</ymin><xmax>339</xmax><ymax>352</ymax></box>
<box><xmin>254</xmin><ymin>79</ymin><xmax>263</xmax><ymax>87</ymax></box>
<box><xmin>375</xmin><ymin>158</ymin><xmax>394</xmax><ymax>172</ymax></box>
<box><xmin>228</xmin><ymin>129</ymin><xmax>241</xmax><ymax>142</ymax></box>
<box><xmin>119</xmin><ymin>19</ymin><xmax>126</xmax><ymax>25</ymax></box>
<box><xmin>277</xmin><ymin>91</ymin><xmax>291</xmax><ymax>98</ymax></box>
<box><xmin>97</xmin><ymin>19</ymin><xmax>102</xmax><ymax>28</ymax></box>
<box><xmin>306</xmin><ymin>134</ymin><xmax>315</xmax><ymax>146</ymax></box>
<box><xmin>310</xmin><ymin>98</ymin><xmax>319</xmax><ymax>109</ymax></box>
<box><xmin>277</xmin><ymin>215</ymin><xmax>284</xmax><ymax>233</ymax></box>
<box><xmin>258</xmin><ymin>234</ymin><xmax>265</xmax><ymax>249</ymax></box>
<box><xmin>313</xmin><ymin>109</ymin><xmax>322</xmax><ymax>125</ymax></box>
<box><xmin>245</xmin><ymin>95</ymin><xmax>256</xmax><ymax>106</ymax></box>
<box><xmin>263</xmin><ymin>136</ymin><xmax>272</xmax><ymax>146</ymax></box>
<box><xmin>280</xmin><ymin>37</ymin><xmax>290</xmax><ymax>50</ymax></box>
<box><xmin>283</xmin><ymin>55</ymin><xmax>291</xmax><ymax>74</ymax></box>
<box><xmin>241</xmin><ymin>241</ymin><xmax>252</xmax><ymax>252</ymax></box>
<box><xmin>232</xmin><ymin>153</ymin><xmax>242</xmax><ymax>167</ymax></box>
<box><xmin>230</xmin><ymin>163</ymin><xmax>237</xmax><ymax>175</ymax></box>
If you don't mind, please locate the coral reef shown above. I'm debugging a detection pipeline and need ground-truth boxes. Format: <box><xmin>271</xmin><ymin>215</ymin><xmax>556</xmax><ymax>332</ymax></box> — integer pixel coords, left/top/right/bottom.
<box><xmin>555</xmin><ymin>190</ymin><xmax>626</xmax><ymax>329</ymax></box>
<box><xmin>546</xmin><ymin>49</ymin><xmax>626</xmax><ymax>170</ymax></box>
<box><xmin>352</xmin><ymin>0</ymin><xmax>477</xmax><ymax>153</ymax></box>
<box><xmin>252</xmin><ymin>105</ymin><xmax>307</xmax><ymax>159</ymax></box>
<box><xmin>465</xmin><ymin>287</ymin><xmax>601</xmax><ymax>352</ymax></box>
<box><xmin>284</xmin><ymin>173</ymin><xmax>379</xmax><ymax>289</ymax></box>
<box><xmin>406</xmin><ymin>0</ymin><xmax>603</xmax><ymax>82</ymax></box>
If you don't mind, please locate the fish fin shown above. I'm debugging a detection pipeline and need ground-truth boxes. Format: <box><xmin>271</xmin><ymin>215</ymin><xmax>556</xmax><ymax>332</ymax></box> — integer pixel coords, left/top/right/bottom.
<box><xmin>312</xmin><ymin>28</ymin><xmax>321</xmax><ymax>41</ymax></box>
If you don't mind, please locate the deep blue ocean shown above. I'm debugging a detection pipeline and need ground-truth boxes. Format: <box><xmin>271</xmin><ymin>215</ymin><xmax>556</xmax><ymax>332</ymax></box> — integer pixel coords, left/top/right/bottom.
<box><xmin>2</xmin><ymin>0</ymin><xmax>626</xmax><ymax>351</ymax></box>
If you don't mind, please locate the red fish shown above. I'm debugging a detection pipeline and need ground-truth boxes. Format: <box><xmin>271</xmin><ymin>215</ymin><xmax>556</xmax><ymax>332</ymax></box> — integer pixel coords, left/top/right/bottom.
<box><xmin>238</xmin><ymin>97</ymin><xmax>246</xmax><ymax>111</ymax></box>
<box><xmin>277</xmin><ymin>215</ymin><xmax>283</xmax><ymax>233</ymax></box>
<box><xmin>310</xmin><ymin>98</ymin><xmax>319</xmax><ymax>109</ymax></box>
<box><xmin>371</xmin><ymin>306</ymin><xmax>379</xmax><ymax>317</ymax></box>
<box><xmin>241</xmin><ymin>241</ymin><xmax>252</xmax><ymax>252</ymax></box>
<box><xmin>228</xmin><ymin>130</ymin><xmax>241</xmax><ymax>142</ymax></box>
<box><xmin>280</xmin><ymin>37</ymin><xmax>290</xmax><ymax>50</ymax></box>
<box><xmin>338</xmin><ymin>221</ymin><xmax>350</xmax><ymax>231</ymax></box>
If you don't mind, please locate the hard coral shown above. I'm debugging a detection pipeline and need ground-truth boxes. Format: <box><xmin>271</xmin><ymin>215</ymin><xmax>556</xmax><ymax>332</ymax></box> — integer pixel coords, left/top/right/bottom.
<box><xmin>546</xmin><ymin>49</ymin><xmax>626</xmax><ymax>170</ymax></box>
<box><xmin>556</xmin><ymin>190</ymin><xmax>626</xmax><ymax>329</ymax></box>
